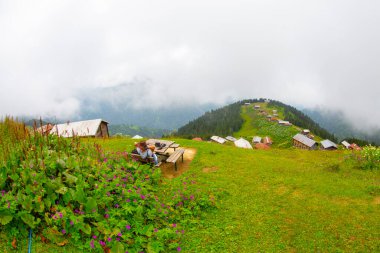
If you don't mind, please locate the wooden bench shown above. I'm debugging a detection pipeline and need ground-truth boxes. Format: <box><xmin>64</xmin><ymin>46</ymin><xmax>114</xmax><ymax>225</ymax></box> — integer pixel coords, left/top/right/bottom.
<box><xmin>166</xmin><ymin>149</ymin><xmax>185</xmax><ymax>170</ymax></box>
<box><xmin>170</xmin><ymin>143</ymin><xmax>180</xmax><ymax>151</ymax></box>
<box><xmin>130</xmin><ymin>154</ymin><xmax>161</xmax><ymax>167</ymax></box>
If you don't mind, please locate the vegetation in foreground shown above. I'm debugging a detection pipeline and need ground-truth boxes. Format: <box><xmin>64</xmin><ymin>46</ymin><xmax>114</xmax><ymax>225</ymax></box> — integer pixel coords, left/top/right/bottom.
<box><xmin>0</xmin><ymin>118</ymin><xmax>214</xmax><ymax>252</ymax></box>
<box><xmin>99</xmin><ymin>138</ymin><xmax>380</xmax><ymax>252</ymax></box>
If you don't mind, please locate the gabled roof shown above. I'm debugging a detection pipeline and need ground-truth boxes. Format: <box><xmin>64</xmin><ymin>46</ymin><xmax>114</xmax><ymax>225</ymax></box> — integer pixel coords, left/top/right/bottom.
<box><xmin>210</xmin><ymin>136</ymin><xmax>227</xmax><ymax>144</ymax></box>
<box><xmin>321</xmin><ymin>139</ymin><xmax>337</xmax><ymax>149</ymax></box>
<box><xmin>341</xmin><ymin>140</ymin><xmax>350</xmax><ymax>148</ymax></box>
<box><xmin>225</xmin><ymin>136</ymin><xmax>237</xmax><ymax>142</ymax></box>
<box><xmin>293</xmin><ymin>134</ymin><xmax>316</xmax><ymax>147</ymax></box>
<box><xmin>253</xmin><ymin>136</ymin><xmax>262</xmax><ymax>143</ymax></box>
<box><xmin>52</xmin><ymin>119</ymin><xmax>108</xmax><ymax>137</ymax></box>
<box><xmin>234</xmin><ymin>138</ymin><xmax>253</xmax><ymax>149</ymax></box>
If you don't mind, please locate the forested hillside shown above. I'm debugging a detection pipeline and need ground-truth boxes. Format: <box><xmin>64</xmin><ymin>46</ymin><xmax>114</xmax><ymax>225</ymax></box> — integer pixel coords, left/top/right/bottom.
<box><xmin>268</xmin><ymin>100</ymin><xmax>337</xmax><ymax>141</ymax></box>
<box><xmin>177</xmin><ymin>99</ymin><xmax>265</xmax><ymax>138</ymax></box>
<box><xmin>177</xmin><ymin>98</ymin><xmax>337</xmax><ymax>142</ymax></box>
<box><xmin>108</xmin><ymin>124</ymin><xmax>171</xmax><ymax>138</ymax></box>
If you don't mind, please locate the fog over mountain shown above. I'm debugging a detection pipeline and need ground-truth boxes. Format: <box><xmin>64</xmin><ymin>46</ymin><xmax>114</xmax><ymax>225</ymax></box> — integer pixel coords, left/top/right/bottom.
<box><xmin>1</xmin><ymin>1</ymin><xmax>380</xmax><ymax>132</ymax></box>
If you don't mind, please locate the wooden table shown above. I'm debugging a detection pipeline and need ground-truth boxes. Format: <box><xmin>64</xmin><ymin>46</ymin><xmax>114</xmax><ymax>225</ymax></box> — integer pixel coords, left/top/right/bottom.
<box><xmin>145</xmin><ymin>139</ymin><xmax>176</xmax><ymax>155</ymax></box>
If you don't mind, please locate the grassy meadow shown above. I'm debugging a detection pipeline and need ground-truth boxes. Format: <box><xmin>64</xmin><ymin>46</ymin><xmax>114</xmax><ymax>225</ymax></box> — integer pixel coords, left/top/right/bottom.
<box><xmin>98</xmin><ymin>138</ymin><xmax>380</xmax><ymax>252</ymax></box>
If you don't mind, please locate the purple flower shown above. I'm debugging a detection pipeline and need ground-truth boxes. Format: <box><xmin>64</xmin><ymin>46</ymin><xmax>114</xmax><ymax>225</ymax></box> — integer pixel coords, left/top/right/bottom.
<box><xmin>103</xmin><ymin>158</ymin><xmax>108</xmax><ymax>163</ymax></box>
<box><xmin>59</xmin><ymin>212</ymin><xmax>63</xmax><ymax>218</ymax></box>
<box><xmin>70</xmin><ymin>221</ymin><xmax>74</xmax><ymax>225</ymax></box>
<box><xmin>177</xmin><ymin>247</ymin><xmax>181</xmax><ymax>251</ymax></box>
<box><xmin>61</xmin><ymin>229</ymin><xmax>66</xmax><ymax>234</ymax></box>
<box><xmin>52</xmin><ymin>215</ymin><xmax>57</xmax><ymax>220</ymax></box>
<box><xmin>154</xmin><ymin>228</ymin><xmax>158</xmax><ymax>232</ymax></box>
<box><xmin>126</xmin><ymin>225</ymin><xmax>131</xmax><ymax>230</ymax></box>
<box><xmin>92</xmin><ymin>235</ymin><xmax>97</xmax><ymax>239</ymax></box>
<box><xmin>107</xmin><ymin>237</ymin><xmax>112</xmax><ymax>242</ymax></box>
<box><xmin>116</xmin><ymin>237</ymin><xmax>120</xmax><ymax>241</ymax></box>
<box><xmin>172</xmin><ymin>223</ymin><xmax>177</xmax><ymax>228</ymax></box>
<box><xmin>126</xmin><ymin>199</ymin><xmax>130</xmax><ymax>202</ymax></box>
<box><xmin>90</xmin><ymin>240</ymin><xmax>94</xmax><ymax>248</ymax></box>
<box><xmin>99</xmin><ymin>240</ymin><xmax>106</xmax><ymax>246</ymax></box>
<box><xmin>104</xmin><ymin>214</ymin><xmax>109</xmax><ymax>219</ymax></box>
<box><xmin>115</xmin><ymin>204</ymin><xmax>119</xmax><ymax>208</ymax></box>
<box><xmin>117</xmin><ymin>233</ymin><xmax>122</xmax><ymax>236</ymax></box>
<box><xmin>140</xmin><ymin>195</ymin><xmax>145</xmax><ymax>200</ymax></box>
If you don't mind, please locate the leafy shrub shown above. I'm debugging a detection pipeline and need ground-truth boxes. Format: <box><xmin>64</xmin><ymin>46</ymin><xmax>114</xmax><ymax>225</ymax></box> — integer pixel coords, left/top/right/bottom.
<box><xmin>361</xmin><ymin>145</ymin><xmax>380</xmax><ymax>170</ymax></box>
<box><xmin>0</xmin><ymin>119</ymin><xmax>215</xmax><ymax>252</ymax></box>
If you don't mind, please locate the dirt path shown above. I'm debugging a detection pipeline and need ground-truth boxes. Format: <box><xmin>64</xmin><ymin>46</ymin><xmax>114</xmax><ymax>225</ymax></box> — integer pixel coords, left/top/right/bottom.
<box><xmin>159</xmin><ymin>148</ymin><xmax>197</xmax><ymax>178</ymax></box>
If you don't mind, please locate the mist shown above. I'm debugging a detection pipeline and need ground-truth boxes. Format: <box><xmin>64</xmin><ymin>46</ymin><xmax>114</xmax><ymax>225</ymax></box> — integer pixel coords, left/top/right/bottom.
<box><xmin>1</xmin><ymin>0</ymin><xmax>380</xmax><ymax>130</ymax></box>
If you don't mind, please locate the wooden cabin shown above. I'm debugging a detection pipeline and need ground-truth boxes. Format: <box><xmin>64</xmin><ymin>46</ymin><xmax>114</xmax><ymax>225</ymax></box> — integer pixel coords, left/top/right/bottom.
<box><xmin>293</xmin><ymin>134</ymin><xmax>317</xmax><ymax>150</ymax></box>
<box><xmin>51</xmin><ymin>119</ymin><xmax>109</xmax><ymax>138</ymax></box>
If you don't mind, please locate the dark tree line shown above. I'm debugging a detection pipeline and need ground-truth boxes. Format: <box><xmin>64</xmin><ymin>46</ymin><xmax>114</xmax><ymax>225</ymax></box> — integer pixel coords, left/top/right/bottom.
<box><xmin>268</xmin><ymin>100</ymin><xmax>337</xmax><ymax>141</ymax></box>
<box><xmin>176</xmin><ymin>99</ymin><xmax>265</xmax><ymax>139</ymax></box>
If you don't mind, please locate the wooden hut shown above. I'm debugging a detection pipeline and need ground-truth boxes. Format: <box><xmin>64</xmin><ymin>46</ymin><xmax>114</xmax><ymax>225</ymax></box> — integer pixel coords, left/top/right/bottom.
<box><xmin>293</xmin><ymin>134</ymin><xmax>317</xmax><ymax>150</ymax></box>
<box><xmin>52</xmin><ymin>119</ymin><xmax>109</xmax><ymax>138</ymax></box>
<box><xmin>321</xmin><ymin>139</ymin><xmax>338</xmax><ymax>150</ymax></box>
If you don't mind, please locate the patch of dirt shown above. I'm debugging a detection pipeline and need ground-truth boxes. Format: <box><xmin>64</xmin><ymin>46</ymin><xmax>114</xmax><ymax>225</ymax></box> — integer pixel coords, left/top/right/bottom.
<box><xmin>202</xmin><ymin>167</ymin><xmax>219</xmax><ymax>173</ymax></box>
<box><xmin>159</xmin><ymin>148</ymin><xmax>197</xmax><ymax>179</ymax></box>
<box><xmin>373</xmin><ymin>196</ymin><xmax>380</xmax><ymax>205</ymax></box>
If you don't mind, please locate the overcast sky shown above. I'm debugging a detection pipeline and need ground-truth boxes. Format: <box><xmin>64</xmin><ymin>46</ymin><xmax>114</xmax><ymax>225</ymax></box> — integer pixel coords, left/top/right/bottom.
<box><xmin>1</xmin><ymin>0</ymin><xmax>379</xmax><ymax>129</ymax></box>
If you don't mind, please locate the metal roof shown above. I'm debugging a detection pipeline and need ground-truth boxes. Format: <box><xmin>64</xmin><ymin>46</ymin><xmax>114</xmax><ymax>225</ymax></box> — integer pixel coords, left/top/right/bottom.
<box><xmin>211</xmin><ymin>136</ymin><xmax>227</xmax><ymax>144</ymax></box>
<box><xmin>252</xmin><ymin>136</ymin><xmax>262</xmax><ymax>143</ymax></box>
<box><xmin>234</xmin><ymin>138</ymin><xmax>253</xmax><ymax>149</ymax></box>
<box><xmin>52</xmin><ymin>119</ymin><xmax>108</xmax><ymax>137</ymax></box>
<box><xmin>293</xmin><ymin>134</ymin><xmax>316</xmax><ymax>147</ymax></box>
<box><xmin>321</xmin><ymin>139</ymin><xmax>337</xmax><ymax>149</ymax></box>
<box><xmin>225</xmin><ymin>136</ymin><xmax>237</xmax><ymax>142</ymax></box>
<box><xmin>341</xmin><ymin>141</ymin><xmax>350</xmax><ymax>148</ymax></box>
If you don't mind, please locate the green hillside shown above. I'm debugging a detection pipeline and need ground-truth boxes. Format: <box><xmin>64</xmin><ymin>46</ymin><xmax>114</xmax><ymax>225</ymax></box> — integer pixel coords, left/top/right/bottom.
<box><xmin>177</xmin><ymin>99</ymin><xmax>335</xmax><ymax>147</ymax></box>
<box><xmin>98</xmin><ymin>138</ymin><xmax>380</xmax><ymax>252</ymax></box>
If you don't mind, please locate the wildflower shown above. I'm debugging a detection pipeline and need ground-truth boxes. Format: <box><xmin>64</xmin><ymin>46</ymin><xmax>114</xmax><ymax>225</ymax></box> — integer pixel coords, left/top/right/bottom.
<box><xmin>107</xmin><ymin>237</ymin><xmax>112</xmax><ymax>242</ymax></box>
<box><xmin>58</xmin><ymin>212</ymin><xmax>63</xmax><ymax>218</ymax></box>
<box><xmin>177</xmin><ymin>247</ymin><xmax>181</xmax><ymax>251</ymax></box>
<box><xmin>154</xmin><ymin>228</ymin><xmax>158</xmax><ymax>232</ymax></box>
<box><xmin>52</xmin><ymin>215</ymin><xmax>57</xmax><ymax>220</ymax></box>
<box><xmin>62</xmin><ymin>229</ymin><xmax>66</xmax><ymax>234</ymax></box>
<box><xmin>116</xmin><ymin>237</ymin><xmax>120</xmax><ymax>241</ymax></box>
<box><xmin>70</xmin><ymin>221</ymin><xmax>74</xmax><ymax>225</ymax></box>
<box><xmin>99</xmin><ymin>240</ymin><xmax>106</xmax><ymax>246</ymax></box>
<box><xmin>126</xmin><ymin>199</ymin><xmax>130</xmax><ymax>202</ymax></box>
<box><xmin>90</xmin><ymin>240</ymin><xmax>94</xmax><ymax>248</ymax></box>
<box><xmin>172</xmin><ymin>223</ymin><xmax>177</xmax><ymax>228</ymax></box>
<box><xmin>92</xmin><ymin>235</ymin><xmax>97</xmax><ymax>239</ymax></box>
<box><xmin>117</xmin><ymin>233</ymin><xmax>122</xmax><ymax>237</ymax></box>
<box><xmin>7</xmin><ymin>202</ymin><xmax>10</xmax><ymax>208</ymax></box>
<box><xmin>126</xmin><ymin>225</ymin><xmax>131</xmax><ymax>230</ymax></box>
<box><xmin>140</xmin><ymin>195</ymin><xmax>145</xmax><ymax>200</ymax></box>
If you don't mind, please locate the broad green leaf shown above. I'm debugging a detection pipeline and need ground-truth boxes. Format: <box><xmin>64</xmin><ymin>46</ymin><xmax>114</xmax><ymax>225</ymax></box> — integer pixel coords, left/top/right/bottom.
<box><xmin>20</xmin><ymin>213</ymin><xmax>40</xmax><ymax>229</ymax></box>
<box><xmin>0</xmin><ymin>210</ymin><xmax>13</xmax><ymax>225</ymax></box>
<box><xmin>111</xmin><ymin>242</ymin><xmax>124</xmax><ymax>253</ymax></box>
<box><xmin>55</xmin><ymin>186</ymin><xmax>68</xmax><ymax>195</ymax></box>
<box><xmin>85</xmin><ymin>197</ymin><xmax>97</xmax><ymax>213</ymax></box>
<box><xmin>62</xmin><ymin>171</ymin><xmax>77</xmax><ymax>184</ymax></box>
<box><xmin>75</xmin><ymin>188</ymin><xmax>86</xmax><ymax>204</ymax></box>
<box><xmin>80</xmin><ymin>223</ymin><xmax>91</xmax><ymax>235</ymax></box>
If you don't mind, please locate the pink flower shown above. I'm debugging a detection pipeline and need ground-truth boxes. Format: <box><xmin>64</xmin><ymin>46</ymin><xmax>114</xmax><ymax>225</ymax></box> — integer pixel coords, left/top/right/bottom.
<box><xmin>177</xmin><ymin>247</ymin><xmax>181</xmax><ymax>251</ymax></box>
<box><xmin>61</xmin><ymin>229</ymin><xmax>66</xmax><ymax>234</ymax></box>
<box><xmin>126</xmin><ymin>225</ymin><xmax>131</xmax><ymax>230</ymax></box>
<box><xmin>117</xmin><ymin>233</ymin><xmax>122</xmax><ymax>237</ymax></box>
<box><xmin>107</xmin><ymin>237</ymin><xmax>112</xmax><ymax>242</ymax></box>
<box><xmin>172</xmin><ymin>223</ymin><xmax>177</xmax><ymax>228</ymax></box>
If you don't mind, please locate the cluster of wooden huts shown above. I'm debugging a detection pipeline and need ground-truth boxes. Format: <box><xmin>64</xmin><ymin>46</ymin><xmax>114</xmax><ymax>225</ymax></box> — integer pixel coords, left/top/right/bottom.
<box><xmin>292</xmin><ymin>130</ymin><xmax>361</xmax><ymax>151</ymax></box>
<box><xmin>254</xmin><ymin>105</ymin><xmax>292</xmax><ymax>126</ymax></box>
<box><xmin>38</xmin><ymin>119</ymin><xmax>110</xmax><ymax>138</ymax></box>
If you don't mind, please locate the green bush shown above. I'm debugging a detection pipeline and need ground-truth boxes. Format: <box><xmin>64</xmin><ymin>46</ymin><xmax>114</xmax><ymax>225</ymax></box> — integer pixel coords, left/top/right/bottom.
<box><xmin>361</xmin><ymin>145</ymin><xmax>380</xmax><ymax>170</ymax></box>
<box><xmin>0</xmin><ymin>119</ymin><xmax>215</xmax><ymax>252</ymax></box>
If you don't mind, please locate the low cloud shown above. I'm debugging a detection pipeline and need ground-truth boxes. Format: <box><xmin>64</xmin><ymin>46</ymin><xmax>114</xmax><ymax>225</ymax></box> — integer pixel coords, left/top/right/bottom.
<box><xmin>1</xmin><ymin>0</ymin><xmax>379</xmax><ymax>130</ymax></box>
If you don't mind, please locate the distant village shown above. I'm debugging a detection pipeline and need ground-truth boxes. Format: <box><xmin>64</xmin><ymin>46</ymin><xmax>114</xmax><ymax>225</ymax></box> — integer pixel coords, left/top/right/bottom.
<box><xmin>193</xmin><ymin>103</ymin><xmax>362</xmax><ymax>151</ymax></box>
<box><xmin>38</xmin><ymin>102</ymin><xmax>362</xmax><ymax>152</ymax></box>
